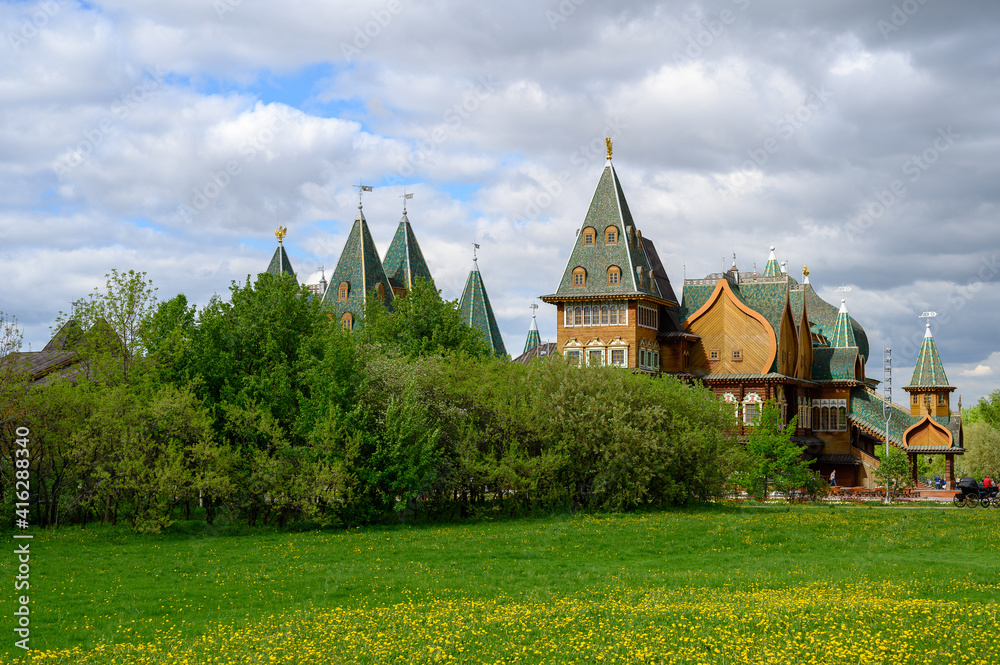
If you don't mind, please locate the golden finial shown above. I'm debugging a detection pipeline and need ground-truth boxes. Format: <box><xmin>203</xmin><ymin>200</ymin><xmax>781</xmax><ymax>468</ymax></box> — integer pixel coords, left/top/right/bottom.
<box><xmin>606</xmin><ymin>137</ymin><xmax>613</xmax><ymax>160</ymax></box>
<box><xmin>802</xmin><ymin>266</ymin><xmax>810</xmax><ymax>277</ymax></box>
<box><xmin>275</xmin><ymin>226</ymin><xmax>287</xmax><ymax>244</ymax></box>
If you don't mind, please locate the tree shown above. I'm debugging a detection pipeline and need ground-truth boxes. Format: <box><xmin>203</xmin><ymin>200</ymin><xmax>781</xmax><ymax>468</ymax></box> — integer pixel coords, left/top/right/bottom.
<box><xmin>184</xmin><ymin>272</ymin><xmax>324</xmax><ymax>441</ymax></box>
<box><xmin>963</xmin><ymin>389</ymin><xmax>1000</xmax><ymax>429</ymax></box>
<box><xmin>957</xmin><ymin>421</ymin><xmax>1000</xmax><ymax>479</ymax></box>
<box><xmin>360</xmin><ymin>277</ymin><xmax>493</xmax><ymax>359</ymax></box>
<box><xmin>56</xmin><ymin>269</ymin><xmax>158</xmax><ymax>380</ymax></box>
<box><xmin>141</xmin><ymin>294</ymin><xmax>196</xmax><ymax>385</ymax></box>
<box><xmin>735</xmin><ymin>400</ymin><xmax>812</xmax><ymax>500</ymax></box>
<box><xmin>0</xmin><ymin>310</ymin><xmax>26</xmax><ymax>429</ymax></box>
<box><xmin>873</xmin><ymin>445</ymin><xmax>911</xmax><ymax>500</ymax></box>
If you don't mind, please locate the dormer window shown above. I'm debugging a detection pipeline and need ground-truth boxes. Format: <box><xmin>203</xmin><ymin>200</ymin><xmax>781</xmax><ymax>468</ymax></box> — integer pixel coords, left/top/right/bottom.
<box><xmin>607</xmin><ymin>266</ymin><xmax>621</xmax><ymax>286</ymax></box>
<box><xmin>341</xmin><ymin>312</ymin><xmax>354</xmax><ymax>330</ymax></box>
<box><xmin>338</xmin><ymin>282</ymin><xmax>350</xmax><ymax>301</ymax></box>
<box><xmin>573</xmin><ymin>267</ymin><xmax>586</xmax><ymax>287</ymax></box>
<box><xmin>582</xmin><ymin>227</ymin><xmax>596</xmax><ymax>246</ymax></box>
<box><xmin>605</xmin><ymin>226</ymin><xmax>618</xmax><ymax>245</ymax></box>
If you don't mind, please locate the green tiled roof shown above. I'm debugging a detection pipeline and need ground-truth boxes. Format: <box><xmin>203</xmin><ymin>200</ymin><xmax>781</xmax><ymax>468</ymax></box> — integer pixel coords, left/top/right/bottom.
<box><xmin>265</xmin><ymin>244</ymin><xmax>296</xmax><ymax>280</ymax></box>
<box><xmin>382</xmin><ymin>212</ymin><xmax>434</xmax><ymax>292</ymax></box>
<box><xmin>321</xmin><ymin>205</ymin><xmax>394</xmax><ymax>322</ymax></box>
<box><xmin>680</xmin><ymin>268</ymin><xmax>872</xmax><ymax>377</ymax></box>
<box><xmin>849</xmin><ymin>386</ymin><xmax>962</xmax><ymax>450</ymax></box>
<box><xmin>907</xmin><ymin>324</ymin><xmax>952</xmax><ymax>388</ymax></box>
<box><xmin>812</xmin><ymin>347</ymin><xmax>859</xmax><ymax>381</ymax></box>
<box><xmin>790</xmin><ymin>283</ymin><xmax>870</xmax><ymax>361</ymax></box>
<box><xmin>523</xmin><ymin>315</ymin><xmax>541</xmax><ymax>354</ymax></box>
<box><xmin>460</xmin><ymin>261</ymin><xmax>507</xmax><ymax>358</ymax></box>
<box><xmin>829</xmin><ymin>300</ymin><xmax>857</xmax><ymax>348</ymax></box>
<box><xmin>550</xmin><ymin>162</ymin><xmax>662</xmax><ymax>300</ymax></box>
<box><xmin>762</xmin><ymin>246</ymin><xmax>781</xmax><ymax>277</ymax></box>
<box><xmin>849</xmin><ymin>386</ymin><xmax>913</xmax><ymax>446</ymax></box>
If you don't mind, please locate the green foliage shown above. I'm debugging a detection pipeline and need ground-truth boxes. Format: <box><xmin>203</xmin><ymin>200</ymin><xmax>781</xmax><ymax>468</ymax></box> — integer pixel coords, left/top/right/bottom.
<box><xmin>55</xmin><ymin>269</ymin><xmax>158</xmax><ymax>379</ymax></box>
<box><xmin>183</xmin><ymin>272</ymin><xmax>324</xmax><ymax>442</ymax></box>
<box><xmin>141</xmin><ymin>294</ymin><xmax>196</xmax><ymax>384</ymax></box>
<box><xmin>0</xmin><ymin>310</ymin><xmax>26</xmax><ymax>430</ymax></box>
<box><xmin>359</xmin><ymin>277</ymin><xmax>493</xmax><ymax>359</ymax></box>
<box><xmin>963</xmin><ymin>389</ymin><xmax>1000</xmax><ymax>429</ymax></box>
<box><xmin>734</xmin><ymin>400</ymin><xmax>812</xmax><ymax>500</ymax></box>
<box><xmin>873</xmin><ymin>445</ymin><xmax>912</xmax><ymax>500</ymax></box>
<box><xmin>957</xmin><ymin>421</ymin><xmax>1000</xmax><ymax>479</ymax></box>
<box><xmin>15</xmin><ymin>267</ymin><xmax>746</xmax><ymax>532</ymax></box>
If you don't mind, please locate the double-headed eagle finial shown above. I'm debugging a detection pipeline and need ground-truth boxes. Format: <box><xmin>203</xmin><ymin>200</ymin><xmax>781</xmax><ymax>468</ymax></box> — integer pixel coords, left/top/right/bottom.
<box><xmin>606</xmin><ymin>137</ymin><xmax>613</xmax><ymax>160</ymax></box>
<box><xmin>275</xmin><ymin>226</ymin><xmax>287</xmax><ymax>244</ymax></box>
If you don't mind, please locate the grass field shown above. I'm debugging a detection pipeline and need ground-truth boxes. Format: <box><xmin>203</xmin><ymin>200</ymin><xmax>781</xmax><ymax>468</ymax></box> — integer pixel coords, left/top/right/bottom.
<box><xmin>2</xmin><ymin>504</ymin><xmax>999</xmax><ymax>664</ymax></box>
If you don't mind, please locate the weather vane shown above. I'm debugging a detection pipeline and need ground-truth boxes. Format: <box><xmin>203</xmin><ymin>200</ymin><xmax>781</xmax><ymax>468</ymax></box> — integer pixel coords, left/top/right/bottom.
<box><xmin>400</xmin><ymin>190</ymin><xmax>414</xmax><ymax>213</ymax></box>
<box><xmin>355</xmin><ymin>182</ymin><xmax>373</xmax><ymax>207</ymax></box>
<box><xmin>473</xmin><ymin>242</ymin><xmax>480</xmax><ymax>261</ymax></box>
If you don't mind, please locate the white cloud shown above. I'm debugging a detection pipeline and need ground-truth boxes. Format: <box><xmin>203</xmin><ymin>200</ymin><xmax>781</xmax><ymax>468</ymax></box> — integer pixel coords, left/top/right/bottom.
<box><xmin>1</xmin><ymin>0</ymin><xmax>999</xmax><ymax>404</ymax></box>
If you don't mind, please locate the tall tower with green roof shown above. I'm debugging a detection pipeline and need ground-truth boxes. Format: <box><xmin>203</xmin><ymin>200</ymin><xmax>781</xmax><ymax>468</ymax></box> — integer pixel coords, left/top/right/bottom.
<box><xmin>382</xmin><ymin>195</ymin><xmax>434</xmax><ymax>298</ymax></box>
<box><xmin>540</xmin><ymin>138</ymin><xmax>679</xmax><ymax>371</ymax></box>
<box><xmin>459</xmin><ymin>248</ymin><xmax>507</xmax><ymax>358</ymax></box>
<box><xmin>321</xmin><ymin>197</ymin><xmax>394</xmax><ymax>330</ymax></box>
<box><xmin>903</xmin><ymin>319</ymin><xmax>955</xmax><ymax>417</ymax></box>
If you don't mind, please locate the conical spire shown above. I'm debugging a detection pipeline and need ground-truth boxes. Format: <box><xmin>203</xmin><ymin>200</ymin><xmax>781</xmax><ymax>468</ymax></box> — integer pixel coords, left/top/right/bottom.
<box><xmin>383</xmin><ymin>201</ymin><xmax>434</xmax><ymax>295</ymax></box>
<box><xmin>907</xmin><ymin>321</ymin><xmax>952</xmax><ymax>387</ymax></box>
<box><xmin>763</xmin><ymin>245</ymin><xmax>781</xmax><ymax>277</ymax></box>
<box><xmin>322</xmin><ymin>202</ymin><xmax>394</xmax><ymax>322</ymax></box>
<box><xmin>459</xmin><ymin>248</ymin><xmax>507</xmax><ymax>358</ymax></box>
<box><xmin>830</xmin><ymin>299</ymin><xmax>857</xmax><ymax>348</ymax></box>
<box><xmin>265</xmin><ymin>226</ymin><xmax>296</xmax><ymax>279</ymax></box>
<box><xmin>551</xmin><ymin>156</ymin><xmax>661</xmax><ymax>298</ymax></box>
<box><xmin>523</xmin><ymin>304</ymin><xmax>541</xmax><ymax>354</ymax></box>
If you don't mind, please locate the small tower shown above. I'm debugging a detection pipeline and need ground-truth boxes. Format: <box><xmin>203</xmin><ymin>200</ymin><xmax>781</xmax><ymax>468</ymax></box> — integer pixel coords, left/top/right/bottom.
<box><xmin>383</xmin><ymin>192</ymin><xmax>434</xmax><ymax>298</ymax></box>
<box><xmin>523</xmin><ymin>304</ymin><xmax>541</xmax><ymax>354</ymax></box>
<box><xmin>459</xmin><ymin>245</ymin><xmax>507</xmax><ymax>358</ymax></box>
<box><xmin>266</xmin><ymin>226</ymin><xmax>297</xmax><ymax>280</ymax></box>
<box><xmin>321</xmin><ymin>186</ymin><xmax>394</xmax><ymax>330</ymax></box>
<box><xmin>762</xmin><ymin>246</ymin><xmax>781</xmax><ymax>277</ymax></box>
<box><xmin>829</xmin><ymin>299</ymin><xmax>857</xmax><ymax>348</ymax></box>
<box><xmin>903</xmin><ymin>315</ymin><xmax>955</xmax><ymax>416</ymax></box>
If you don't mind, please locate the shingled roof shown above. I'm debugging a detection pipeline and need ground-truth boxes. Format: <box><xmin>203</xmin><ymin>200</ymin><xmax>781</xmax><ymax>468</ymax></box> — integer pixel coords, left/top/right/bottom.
<box><xmin>523</xmin><ymin>313</ymin><xmax>541</xmax><ymax>354</ymax></box>
<box><xmin>459</xmin><ymin>259</ymin><xmax>507</xmax><ymax>358</ymax></box>
<box><xmin>265</xmin><ymin>244</ymin><xmax>296</xmax><ymax>280</ymax></box>
<box><xmin>907</xmin><ymin>322</ymin><xmax>952</xmax><ymax>388</ymax></box>
<box><xmin>321</xmin><ymin>204</ymin><xmax>394</xmax><ymax>320</ymax></box>
<box><xmin>543</xmin><ymin>159</ymin><xmax>665</xmax><ymax>302</ymax></box>
<box><xmin>829</xmin><ymin>299</ymin><xmax>857</xmax><ymax>348</ymax></box>
<box><xmin>383</xmin><ymin>210</ymin><xmax>434</xmax><ymax>293</ymax></box>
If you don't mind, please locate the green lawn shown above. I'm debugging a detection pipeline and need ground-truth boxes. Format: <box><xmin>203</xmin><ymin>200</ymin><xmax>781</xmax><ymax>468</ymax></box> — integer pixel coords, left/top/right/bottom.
<box><xmin>3</xmin><ymin>504</ymin><xmax>999</xmax><ymax>664</ymax></box>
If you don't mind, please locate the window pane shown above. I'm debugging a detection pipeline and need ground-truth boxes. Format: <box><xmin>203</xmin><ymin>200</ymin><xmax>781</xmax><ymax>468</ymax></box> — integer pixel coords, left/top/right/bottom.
<box><xmin>583</xmin><ymin>307</ymin><xmax>591</xmax><ymax>326</ymax></box>
<box><xmin>601</xmin><ymin>306</ymin><xmax>608</xmax><ymax>325</ymax></box>
<box><xmin>574</xmin><ymin>307</ymin><xmax>582</xmax><ymax>325</ymax></box>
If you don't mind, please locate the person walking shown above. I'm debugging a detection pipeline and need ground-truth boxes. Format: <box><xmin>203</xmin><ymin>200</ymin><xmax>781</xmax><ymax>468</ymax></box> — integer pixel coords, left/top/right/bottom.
<box><xmin>829</xmin><ymin>470</ymin><xmax>837</xmax><ymax>487</ymax></box>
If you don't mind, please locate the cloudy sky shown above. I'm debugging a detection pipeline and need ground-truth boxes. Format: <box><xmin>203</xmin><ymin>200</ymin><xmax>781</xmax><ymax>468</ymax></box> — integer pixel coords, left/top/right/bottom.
<box><xmin>2</xmin><ymin>0</ymin><xmax>998</xmax><ymax>404</ymax></box>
